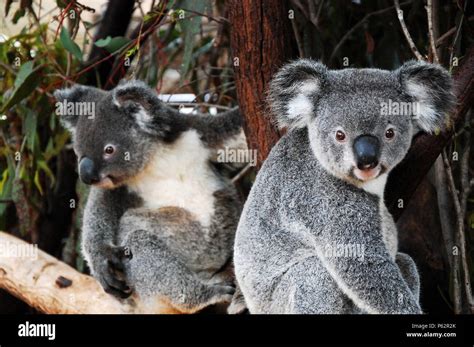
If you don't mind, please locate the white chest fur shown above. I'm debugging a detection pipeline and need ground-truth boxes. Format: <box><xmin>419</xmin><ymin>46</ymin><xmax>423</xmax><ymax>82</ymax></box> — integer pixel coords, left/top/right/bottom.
<box><xmin>128</xmin><ymin>130</ymin><xmax>221</xmax><ymax>228</ymax></box>
<box><xmin>359</xmin><ymin>174</ymin><xmax>398</xmax><ymax>259</ymax></box>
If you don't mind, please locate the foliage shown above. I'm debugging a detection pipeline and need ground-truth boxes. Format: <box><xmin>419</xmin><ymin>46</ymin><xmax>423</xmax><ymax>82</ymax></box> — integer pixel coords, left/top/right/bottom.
<box><xmin>0</xmin><ymin>0</ymin><xmax>236</xmax><ymax>257</ymax></box>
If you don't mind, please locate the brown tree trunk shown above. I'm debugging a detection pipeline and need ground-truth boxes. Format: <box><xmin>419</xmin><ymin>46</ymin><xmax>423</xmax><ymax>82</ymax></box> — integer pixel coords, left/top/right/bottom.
<box><xmin>386</xmin><ymin>45</ymin><xmax>474</xmax><ymax>219</ymax></box>
<box><xmin>228</xmin><ymin>0</ymin><xmax>298</xmax><ymax>168</ymax></box>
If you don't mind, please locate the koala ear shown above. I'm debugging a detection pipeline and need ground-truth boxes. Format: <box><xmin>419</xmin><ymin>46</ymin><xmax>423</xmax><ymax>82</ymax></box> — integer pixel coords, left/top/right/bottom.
<box><xmin>268</xmin><ymin>59</ymin><xmax>328</xmax><ymax>130</ymax></box>
<box><xmin>398</xmin><ymin>60</ymin><xmax>455</xmax><ymax>133</ymax></box>
<box><xmin>54</xmin><ymin>85</ymin><xmax>104</xmax><ymax>133</ymax></box>
<box><xmin>112</xmin><ymin>80</ymin><xmax>179</xmax><ymax>138</ymax></box>
<box><xmin>54</xmin><ymin>85</ymin><xmax>88</xmax><ymax>132</ymax></box>
<box><xmin>112</xmin><ymin>80</ymin><xmax>165</xmax><ymax>132</ymax></box>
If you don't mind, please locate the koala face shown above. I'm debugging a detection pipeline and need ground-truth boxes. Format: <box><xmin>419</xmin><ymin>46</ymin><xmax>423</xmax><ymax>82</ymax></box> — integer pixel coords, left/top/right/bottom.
<box><xmin>269</xmin><ymin>60</ymin><xmax>454</xmax><ymax>185</ymax></box>
<box><xmin>54</xmin><ymin>81</ymin><xmax>185</xmax><ymax>189</ymax></box>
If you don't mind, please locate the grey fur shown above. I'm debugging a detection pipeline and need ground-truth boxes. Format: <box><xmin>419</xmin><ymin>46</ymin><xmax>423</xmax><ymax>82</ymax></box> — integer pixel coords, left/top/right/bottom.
<box><xmin>54</xmin><ymin>80</ymin><xmax>243</xmax><ymax>312</ymax></box>
<box><xmin>233</xmin><ymin>59</ymin><xmax>454</xmax><ymax>314</ymax></box>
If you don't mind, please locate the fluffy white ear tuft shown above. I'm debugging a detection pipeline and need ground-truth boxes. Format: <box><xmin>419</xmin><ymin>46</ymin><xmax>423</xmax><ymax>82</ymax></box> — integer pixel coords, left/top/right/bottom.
<box><xmin>268</xmin><ymin>59</ymin><xmax>328</xmax><ymax>130</ymax></box>
<box><xmin>398</xmin><ymin>61</ymin><xmax>455</xmax><ymax>133</ymax></box>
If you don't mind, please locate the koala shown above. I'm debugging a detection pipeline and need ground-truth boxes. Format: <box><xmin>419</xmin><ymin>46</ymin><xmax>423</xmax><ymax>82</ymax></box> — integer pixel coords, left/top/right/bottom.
<box><xmin>233</xmin><ymin>59</ymin><xmax>455</xmax><ymax>314</ymax></box>
<box><xmin>54</xmin><ymin>80</ymin><xmax>245</xmax><ymax>313</ymax></box>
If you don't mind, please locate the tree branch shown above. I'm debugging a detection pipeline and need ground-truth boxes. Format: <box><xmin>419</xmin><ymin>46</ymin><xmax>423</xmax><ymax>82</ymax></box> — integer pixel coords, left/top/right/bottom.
<box><xmin>426</xmin><ymin>0</ymin><xmax>440</xmax><ymax>63</ymax></box>
<box><xmin>386</xmin><ymin>44</ymin><xmax>474</xmax><ymax>219</ymax></box>
<box><xmin>0</xmin><ymin>232</ymin><xmax>139</xmax><ymax>313</ymax></box>
<box><xmin>394</xmin><ymin>0</ymin><xmax>424</xmax><ymax>60</ymax></box>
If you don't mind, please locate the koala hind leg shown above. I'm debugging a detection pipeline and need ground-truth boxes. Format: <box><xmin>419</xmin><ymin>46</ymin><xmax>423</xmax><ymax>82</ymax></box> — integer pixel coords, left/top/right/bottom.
<box><xmin>122</xmin><ymin>229</ymin><xmax>234</xmax><ymax>313</ymax></box>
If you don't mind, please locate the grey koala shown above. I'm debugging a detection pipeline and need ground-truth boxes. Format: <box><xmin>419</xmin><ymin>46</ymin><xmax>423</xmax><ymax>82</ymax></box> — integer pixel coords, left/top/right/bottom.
<box><xmin>233</xmin><ymin>59</ymin><xmax>455</xmax><ymax>314</ymax></box>
<box><xmin>54</xmin><ymin>80</ymin><xmax>245</xmax><ymax>313</ymax></box>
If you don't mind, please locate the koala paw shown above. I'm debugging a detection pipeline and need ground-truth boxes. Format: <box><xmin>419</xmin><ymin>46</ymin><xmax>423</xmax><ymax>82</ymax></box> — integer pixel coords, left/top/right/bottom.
<box><xmin>96</xmin><ymin>245</ymin><xmax>133</xmax><ymax>299</ymax></box>
<box><xmin>227</xmin><ymin>286</ymin><xmax>248</xmax><ymax>314</ymax></box>
<box><xmin>227</xmin><ymin>298</ymin><xmax>248</xmax><ymax>314</ymax></box>
<box><xmin>210</xmin><ymin>284</ymin><xmax>235</xmax><ymax>304</ymax></box>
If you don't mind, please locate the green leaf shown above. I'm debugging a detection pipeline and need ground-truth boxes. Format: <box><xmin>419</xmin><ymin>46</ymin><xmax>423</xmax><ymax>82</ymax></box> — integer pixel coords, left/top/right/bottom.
<box><xmin>83</xmin><ymin>21</ymin><xmax>93</xmax><ymax>29</ymax></box>
<box><xmin>14</xmin><ymin>61</ymin><xmax>34</xmax><ymax>88</ymax></box>
<box><xmin>0</xmin><ymin>168</ymin><xmax>9</xmax><ymax>194</ymax></box>
<box><xmin>23</xmin><ymin>110</ymin><xmax>37</xmax><ymax>152</ymax></box>
<box><xmin>34</xmin><ymin>169</ymin><xmax>43</xmax><ymax>195</ymax></box>
<box><xmin>56</xmin><ymin>0</ymin><xmax>68</xmax><ymax>8</ymax></box>
<box><xmin>178</xmin><ymin>0</ymin><xmax>212</xmax><ymax>82</ymax></box>
<box><xmin>94</xmin><ymin>36</ymin><xmax>130</xmax><ymax>53</ymax></box>
<box><xmin>0</xmin><ymin>158</ymin><xmax>15</xmax><ymax>217</ymax></box>
<box><xmin>60</xmin><ymin>27</ymin><xmax>83</xmax><ymax>61</ymax></box>
<box><xmin>125</xmin><ymin>45</ymin><xmax>138</xmax><ymax>58</ymax></box>
<box><xmin>12</xmin><ymin>8</ymin><xmax>26</xmax><ymax>24</ymax></box>
<box><xmin>192</xmin><ymin>38</ymin><xmax>213</xmax><ymax>60</ymax></box>
<box><xmin>0</xmin><ymin>61</ymin><xmax>41</xmax><ymax>113</ymax></box>
<box><xmin>37</xmin><ymin>159</ymin><xmax>55</xmax><ymax>187</ymax></box>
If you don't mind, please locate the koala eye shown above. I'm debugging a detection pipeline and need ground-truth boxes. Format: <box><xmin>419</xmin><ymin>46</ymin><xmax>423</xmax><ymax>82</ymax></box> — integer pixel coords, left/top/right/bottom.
<box><xmin>385</xmin><ymin>128</ymin><xmax>395</xmax><ymax>140</ymax></box>
<box><xmin>335</xmin><ymin>130</ymin><xmax>346</xmax><ymax>142</ymax></box>
<box><xmin>104</xmin><ymin>144</ymin><xmax>116</xmax><ymax>156</ymax></box>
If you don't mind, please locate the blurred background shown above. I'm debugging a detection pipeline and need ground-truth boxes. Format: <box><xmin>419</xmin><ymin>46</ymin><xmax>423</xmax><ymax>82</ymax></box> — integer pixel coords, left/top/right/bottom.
<box><xmin>0</xmin><ymin>0</ymin><xmax>473</xmax><ymax>314</ymax></box>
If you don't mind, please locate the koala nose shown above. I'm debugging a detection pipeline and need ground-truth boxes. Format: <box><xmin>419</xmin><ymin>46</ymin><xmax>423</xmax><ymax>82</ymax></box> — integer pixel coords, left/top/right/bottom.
<box><xmin>353</xmin><ymin>135</ymin><xmax>380</xmax><ymax>170</ymax></box>
<box><xmin>79</xmin><ymin>157</ymin><xmax>100</xmax><ymax>185</ymax></box>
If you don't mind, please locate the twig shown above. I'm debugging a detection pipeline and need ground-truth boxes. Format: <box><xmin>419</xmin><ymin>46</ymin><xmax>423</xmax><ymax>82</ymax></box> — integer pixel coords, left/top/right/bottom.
<box><xmin>442</xmin><ymin>149</ymin><xmax>463</xmax><ymax>313</ymax></box>
<box><xmin>329</xmin><ymin>1</ymin><xmax>412</xmax><ymax>63</ymax></box>
<box><xmin>180</xmin><ymin>8</ymin><xmax>229</xmax><ymax>24</ymax></box>
<box><xmin>291</xmin><ymin>16</ymin><xmax>305</xmax><ymax>58</ymax></box>
<box><xmin>442</xmin><ymin>112</ymin><xmax>474</xmax><ymax>313</ymax></box>
<box><xmin>426</xmin><ymin>0</ymin><xmax>440</xmax><ymax>63</ymax></box>
<box><xmin>449</xmin><ymin>0</ymin><xmax>467</xmax><ymax>71</ymax></box>
<box><xmin>394</xmin><ymin>0</ymin><xmax>424</xmax><ymax>61</ymax></box>
<box><xmin>458</xmin><ymin>112</ymin><xmax>474</xmax><ymax>312</ymax></box>
<box><xmin>232</xmin><ymin>163</ymin><xmax>253</xmax><ymax>184</ymax></box>
<box><xmin>434</xmin><ymin>156</ymin><xmax>456</xmax><ymax>268</ymax></box>
<box><xmin>292</xmin><ymin>0</ymin><xmax>321</xmax><ymax>29</ymax></box>
<box><xmin>435</xmin><ymin>16</ymin><xmax>474</xmax><ymax>48</ymax></box>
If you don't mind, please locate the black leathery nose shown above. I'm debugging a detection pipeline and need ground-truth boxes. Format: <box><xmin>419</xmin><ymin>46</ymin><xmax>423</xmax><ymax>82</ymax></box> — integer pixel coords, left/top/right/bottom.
<box><xmin>353</xmin><ymin>135</ymin><xmax>380</xmax><ymax>170</ymax></box>
<box><xmin>79</xmin><ymin>157</ymin><xmax>100</xmax><ymax>184</ymax></box>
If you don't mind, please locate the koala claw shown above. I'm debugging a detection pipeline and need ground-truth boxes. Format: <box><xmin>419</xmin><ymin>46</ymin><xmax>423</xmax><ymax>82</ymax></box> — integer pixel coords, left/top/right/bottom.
<box><xmin>211</xmin><ymin>284</ymin><xmax>235</xmax><ymax>303</ymax></box>
<box><xmin>97</xmin><ymin>245</ymin><xmax>133</xmax><ymax>299</ymax></box>
<box><xmin>100</xmin><ymin>272</ymin><xmax>132</xmax><ymax>299</ymax></box>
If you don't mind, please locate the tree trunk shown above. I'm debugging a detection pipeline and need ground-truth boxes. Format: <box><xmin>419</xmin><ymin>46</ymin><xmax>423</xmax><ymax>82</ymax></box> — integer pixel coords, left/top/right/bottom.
<box><xmin>386</xmin><ymin>45</ymin><xmax>474</xmax><ymax>219</ymax></box>
<box><xmin>228</xmin><ymin>0</ymin><xmax>298</xmax><ymax>168</ymax></box>
<box><xmin>84</xmin><ymin>0</ymin><xmax>136</xmax><ymax>87</ymax></box>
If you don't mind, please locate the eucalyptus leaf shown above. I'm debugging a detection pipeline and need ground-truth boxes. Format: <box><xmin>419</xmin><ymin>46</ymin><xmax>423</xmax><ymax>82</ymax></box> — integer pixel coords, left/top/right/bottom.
<box><xmin>60</xmin><ymin>27</ymin><xmax>83</xmax><ymax>61</ymax></box>
<box><xmin>95</xmin><ymin>36</ymin><xmax>130</xmax><ymax>53</ymax></box>
<box><xmin>178</xmin><ymin>0</ymin><xmax>212</xmax><ymax>83</ymax></box>
<box><xmin>1</xmin><ymin>61</ymin><xmax>41</xmax><ymax>113</ymax></box>
<box><xmin>24</xmin><ymin>110</ymin><xmax>37</xmax><ymax>152</ymax></box>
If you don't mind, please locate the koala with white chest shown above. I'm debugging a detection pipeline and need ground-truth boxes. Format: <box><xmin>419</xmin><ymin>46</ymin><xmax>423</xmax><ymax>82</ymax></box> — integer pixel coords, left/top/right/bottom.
<box><xmin>55</xmin><ymin>80</ymin><xmax>244</xmax><ymax>313</ymax></box>
<box><xmin>233</xmin><ymin>60</ymin><xmax>454</xmax><ymax>314</ymax></box>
